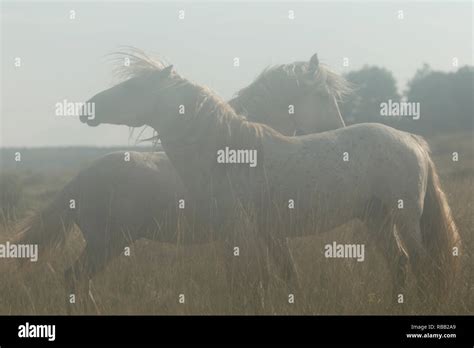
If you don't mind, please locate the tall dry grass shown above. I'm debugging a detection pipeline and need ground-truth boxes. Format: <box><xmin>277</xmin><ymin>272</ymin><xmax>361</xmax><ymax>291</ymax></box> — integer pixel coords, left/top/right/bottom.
<box><xmin>0</xmin><ymin>132</ymin><xmax>472</xmax><ymax>315</ymax></box>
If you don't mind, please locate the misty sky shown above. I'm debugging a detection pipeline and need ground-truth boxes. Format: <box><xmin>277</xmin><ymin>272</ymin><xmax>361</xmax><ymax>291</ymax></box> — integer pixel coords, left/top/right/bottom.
<box><xmin>1</xmin><ymin>1</ymin><xmax>472</xmax><ymax>147</ymax></box>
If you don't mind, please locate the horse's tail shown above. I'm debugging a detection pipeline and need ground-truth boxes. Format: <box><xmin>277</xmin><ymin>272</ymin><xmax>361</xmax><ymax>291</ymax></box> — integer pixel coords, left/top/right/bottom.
<box><xmin>11</xmin><ymin>180</ymin><xmax>78</xmax><ymax>268</ymax></box>
<box><xmin>413</xmin><ymin>135</ymin><xmax>461</xmax><ymax>298</ymax></box>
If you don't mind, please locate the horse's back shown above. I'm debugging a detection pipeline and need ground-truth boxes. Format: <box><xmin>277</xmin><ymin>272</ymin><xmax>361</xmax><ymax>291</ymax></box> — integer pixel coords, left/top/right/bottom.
<box><xmin>72</xmin><ymin>151</ymin><xmax>185</xmax><ymax>235</ymax></box>
<box><xmin>275</xmin><ymin>123</ymin><xmax>430</xmax><ymax>220</ymax></box>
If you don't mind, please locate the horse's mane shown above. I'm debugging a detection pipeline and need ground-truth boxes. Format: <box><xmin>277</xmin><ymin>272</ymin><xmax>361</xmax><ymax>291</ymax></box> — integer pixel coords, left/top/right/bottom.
<box><xmin>176</xmin><ymin>83</ymin><xmax>284</xmax><ymax>145</ymax></box>
<box><xmin>110</xmin><ymin>47</ymin><xmax>169</xmax><ymax>81</ymax></box>
<box><xmin>231</xmin><ymin>59</ymin><xmax>352</xmax><ymax>118</ymax></box>
<box><xmin>108</xmin><ymin>47</ymin><xmax>292</xmax><ymax>144</ymax></box>
<box><xmin>243</xmin><ymin>61</ymin><xmax>352</xmax><ymax>100</ymax></box>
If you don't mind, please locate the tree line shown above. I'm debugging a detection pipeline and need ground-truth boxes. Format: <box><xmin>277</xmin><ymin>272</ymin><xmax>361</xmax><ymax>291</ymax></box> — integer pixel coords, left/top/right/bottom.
<box><xmin>339</xmin><ymin>64</ymin><xmax>473</xmax><ymax>134</ymax></box>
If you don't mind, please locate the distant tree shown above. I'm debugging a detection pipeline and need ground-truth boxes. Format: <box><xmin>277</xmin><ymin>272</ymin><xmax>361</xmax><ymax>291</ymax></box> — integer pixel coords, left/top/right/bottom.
<box><xmin>340</xmin><ymin>66</ymin><xmax>400</xmax><ymax>125</ymax></box>
<box><xmin>451</xmin><ymin>66</ymin><xmax>474</xmax><ymax>129</ymax></box>
<box><xmin>406</xmin><ymin>64</ymin><xmax>473</xmax><ymax>132</ymax></box>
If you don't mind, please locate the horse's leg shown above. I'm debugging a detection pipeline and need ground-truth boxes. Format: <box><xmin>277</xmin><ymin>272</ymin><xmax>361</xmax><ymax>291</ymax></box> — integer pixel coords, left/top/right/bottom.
<box><xmin>254</xmin><ymin>232</ymin><xmax>271</xmax><ymax>314</ymax></box>
<box><xmin>64</xmin><ymin>246</ymin><xmax>97</xmax><ymax>315</ymax></box>
<box><xmin>222</xmin><ymin>233</ymin><xmax>268</xmax><ymax>314</ymax></box>
<box><xmin>65</xmin><ymin>222</ymin><xmax>131</xmax><ymax>314</ymax></box>
<box><xmin>373</xmin><ymin>224</ymin><xmax>408</xmax><ymax>309</ymax></box>
<box><xmin>363</xmin><ymin>200</ymin><xmax>408</xmax><ymax>311</ymax></box>
<box><xmin>266</xmin><ymin>235</ymin><xmax>301</xmax><ymax>311</ymax></box>
<box><xmin>65</xmin><ymin>241</ymin><xmax>129</xmax><ymax>314</ymax></box>
<box><xmin>222</xmin><ymin>239</ymin><xmax>238</xmax><ymax>313</ymax></box>
<box><xmin>395</xmin><ymin>218</ymin><xmax>431</xmax><ymax>306</ymax></box>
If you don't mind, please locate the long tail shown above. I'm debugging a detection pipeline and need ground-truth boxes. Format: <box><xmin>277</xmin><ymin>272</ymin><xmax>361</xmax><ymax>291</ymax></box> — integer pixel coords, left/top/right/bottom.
<box><xmin>11</xmin><ymin>180</ymin><xmax>78</xmax><ymax>267</ymax></box>
<box><xmin>415</xmin><ymin>135</ymin><xmax>461</xmax><ymax>298</ymax></box>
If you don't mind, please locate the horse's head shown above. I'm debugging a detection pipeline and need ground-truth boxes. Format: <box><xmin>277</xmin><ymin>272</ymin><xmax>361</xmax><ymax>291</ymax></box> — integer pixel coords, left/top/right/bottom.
<box><xmin>231</xmin><ymin>53</ymin><xmax>351</xmax><ymax>136</ymax></box>
<box><xmin>81</xmin><ymin>53</ymin><xmax>177</xmax><ymax>128</ymax></box>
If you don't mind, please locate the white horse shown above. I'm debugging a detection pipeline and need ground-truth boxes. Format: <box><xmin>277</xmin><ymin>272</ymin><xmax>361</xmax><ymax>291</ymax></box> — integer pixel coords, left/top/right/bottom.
<box><xmin>13</xmin><ymin>51</ymin><xmax>349</xmax><ymax>313</ymax></box>
<box><xmin>77</xmin><ymin>59</ymin><xmax>461</xmax><ymax>308</ymax></box>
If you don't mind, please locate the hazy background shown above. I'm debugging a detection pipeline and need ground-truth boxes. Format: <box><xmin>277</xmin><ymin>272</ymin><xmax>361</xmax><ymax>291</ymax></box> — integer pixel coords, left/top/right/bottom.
<box><xmin>1</xmin><ymin>1</ymin><xmax>472</xmax><ymax>147</ymax></box>
<box><xmin>0</xmin><ymin>1</ymin><xmax>473</xmax><ymax>316</ymax></box>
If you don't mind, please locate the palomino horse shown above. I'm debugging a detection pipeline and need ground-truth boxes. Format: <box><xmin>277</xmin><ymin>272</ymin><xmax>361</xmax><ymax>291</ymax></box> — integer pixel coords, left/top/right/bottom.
<box><xmin>13</xmin><ymin>51</ymin><xmax>350</xmax><ymax>313</ymax></box>
<box><xmin>80</xmin><ymin>59</ymin><xmax>461</xmax><ymax>309</ymax></box>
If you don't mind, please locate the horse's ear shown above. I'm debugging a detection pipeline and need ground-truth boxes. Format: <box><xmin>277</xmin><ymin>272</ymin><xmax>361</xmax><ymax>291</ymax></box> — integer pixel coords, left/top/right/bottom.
<box><xmin>309</xmin><ymin>53</ymin><xmax>319</xmax><ymax>70</ymax></box>
<box><xmin>161</xmin><ymin>65</ymin><xmax>174</xmax><ymax>76</ymax></box>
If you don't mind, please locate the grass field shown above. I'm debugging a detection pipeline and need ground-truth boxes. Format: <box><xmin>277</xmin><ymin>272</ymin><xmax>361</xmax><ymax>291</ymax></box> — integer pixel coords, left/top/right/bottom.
<box><xmin>0</xmin><ymin>132</ymin><xmax>472</xmax><ymax>315</ymax></box>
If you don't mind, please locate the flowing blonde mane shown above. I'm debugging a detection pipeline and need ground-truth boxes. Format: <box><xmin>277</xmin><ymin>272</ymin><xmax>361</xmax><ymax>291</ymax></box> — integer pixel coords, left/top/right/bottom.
<box><xmin>231</xmin><ymin>60</ymin><xmax>352</xmax><ymax>119</ymax></box>
<box><xmin>243</xmin><ymin>61</ymin><xmax>352</xmax><ymax>99</ymax></box>
<box><xmin>164</xmin><ymin>81</ymin><xmax>284</xmax><ymax>150</ymax></box>
<box><xmin>109</xmin><ymin>48</ymin><xmax>284</xmax><ymax>145</ymax></box>
<box><xmin>110</xmin><ymin>48</ymin><xmax>243</xmax><ymax>125</ymax></box>
<box><xmin>110</xmin><ymin>47</ymin><xmax>169</xmax><ymax>81</ymax></box>
<box><xmin>108</xmin><ymin>48</ymin><xmax>349</xmax><ymax>142</ymax></box>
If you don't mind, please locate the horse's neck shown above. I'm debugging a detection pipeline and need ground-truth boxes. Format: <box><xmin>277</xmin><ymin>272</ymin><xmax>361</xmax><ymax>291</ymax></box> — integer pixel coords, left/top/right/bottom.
<box><xmin>154</xmin><ymin>92</ymin><xmax>254</xmax><ymax>193</ymax></box>
<box><xmin>228</xmin><ymin>95</ymin><xmax>269</xmax><ymax>124</ymax></box>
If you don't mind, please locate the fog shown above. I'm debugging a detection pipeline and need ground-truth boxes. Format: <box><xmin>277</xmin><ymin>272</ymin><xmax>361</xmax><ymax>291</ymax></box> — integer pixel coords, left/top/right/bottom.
<box><xmin>1</xmin><ymin>1</ymin><xmax>472</xmax><ymax>147</ymax></box>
